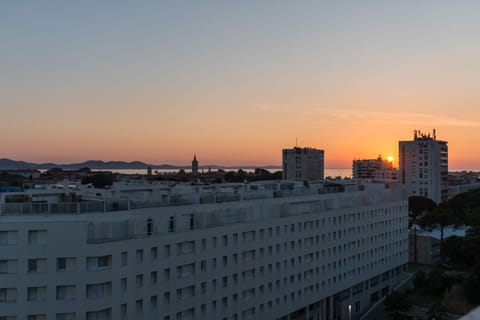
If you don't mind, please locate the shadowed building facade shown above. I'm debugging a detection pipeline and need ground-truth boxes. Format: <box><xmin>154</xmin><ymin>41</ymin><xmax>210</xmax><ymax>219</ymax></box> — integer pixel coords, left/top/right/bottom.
<box><xmin>399</xmin><ymin>130</ymin><xmax>448</xmax><ymax>203</ymax></box>
<box><xmin>282</xmin><ymin>147</ymin><xmax>325</xmax><ymax>181</ymax></box>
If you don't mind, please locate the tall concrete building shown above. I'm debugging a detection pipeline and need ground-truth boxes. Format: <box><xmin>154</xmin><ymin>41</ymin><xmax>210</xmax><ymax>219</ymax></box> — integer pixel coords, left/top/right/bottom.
<box><xmin>282</xmin><ymin>147</ymin><xmax>324</xmax><ymax>181</ymax></box>
<box><xmin>399</xmin><ymin>130</ymin><xmax>448</xmax><ymax>203</ymax></box>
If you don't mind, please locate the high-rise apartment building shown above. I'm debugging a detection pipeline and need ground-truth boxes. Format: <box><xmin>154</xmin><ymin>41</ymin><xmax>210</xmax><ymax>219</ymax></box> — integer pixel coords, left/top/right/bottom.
<box><xmin>399</xmin><ymin>130</ymin><xmax>448</xmax><ymax>203</ymax></box>
<box><xmin>282</xmin><ymin>147</ymin><xmax>324</xmax><ymax>181</ymax></box>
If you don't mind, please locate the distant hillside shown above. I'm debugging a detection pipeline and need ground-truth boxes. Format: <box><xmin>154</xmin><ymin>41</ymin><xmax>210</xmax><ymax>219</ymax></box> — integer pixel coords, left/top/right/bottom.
<box><xmin>0</xmin><ymin>158</ymin><xmax>37</xmax><ymax>169</ymax></box>
<box><xmin>0</xmin><ymin>158</ymin><xmax>281</xmax><ymax>171</ymax></box>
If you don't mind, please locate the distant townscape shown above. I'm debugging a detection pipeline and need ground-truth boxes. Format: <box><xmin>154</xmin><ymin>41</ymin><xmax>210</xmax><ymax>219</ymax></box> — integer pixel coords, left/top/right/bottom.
<box><xmin>0</xmin><ymin>158</ymin><xmax>282</xmax><ymax>171</ymax></box>
<box><xmin>1</xmin><ymin>130</ymin><xmax>480</xmax><ymax>320</ymax></box>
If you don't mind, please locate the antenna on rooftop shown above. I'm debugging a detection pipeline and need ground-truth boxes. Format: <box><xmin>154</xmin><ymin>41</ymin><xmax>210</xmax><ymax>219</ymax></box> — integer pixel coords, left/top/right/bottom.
<box><xmin>295</xmin><ymin>137</ymin><xmax>298</xmax><ymax>147</ymax></box>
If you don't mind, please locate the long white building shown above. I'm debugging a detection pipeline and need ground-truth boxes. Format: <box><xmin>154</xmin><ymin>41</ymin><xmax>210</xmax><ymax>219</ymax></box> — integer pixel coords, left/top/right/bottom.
<box><xmin>0</xmin><ymin>180</ymin><xmax>409</xmax><ymax>320</ymax></box>
<box><xmin>399</xmin><ymin>130</ymin><xmax>448</xmax><ymax>203</ymax></box>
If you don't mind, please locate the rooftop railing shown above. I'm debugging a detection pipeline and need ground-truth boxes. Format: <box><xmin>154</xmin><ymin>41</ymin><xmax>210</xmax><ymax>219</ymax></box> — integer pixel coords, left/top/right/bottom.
<box><xmin>0</xmin><ymin>184</ymin><xmax>405</xmax><ymax>216</ymax></box>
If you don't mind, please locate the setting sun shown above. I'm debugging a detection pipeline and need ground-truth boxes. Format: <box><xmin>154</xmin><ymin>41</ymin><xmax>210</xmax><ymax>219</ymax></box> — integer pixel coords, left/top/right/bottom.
<box><xmin>387</xmin><ymin>156</ymin><xmax>394</xmax><ymax>162</ymax></box>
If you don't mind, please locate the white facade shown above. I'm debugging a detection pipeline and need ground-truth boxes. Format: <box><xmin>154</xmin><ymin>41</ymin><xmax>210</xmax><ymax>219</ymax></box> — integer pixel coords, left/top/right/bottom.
<box><xmin>283</xmin><ymin>147</ymin><xmax>324</xmax><ymax>181</ymax></box>
<box><xmin>0</xmin><ymin>181</ymin><xmax>408</xmax><ymax>320</ymax></box>
<box><xmin>399</xmin><ymin>130</ymin><xmax>448</xmax><ymax>203</ymax></box>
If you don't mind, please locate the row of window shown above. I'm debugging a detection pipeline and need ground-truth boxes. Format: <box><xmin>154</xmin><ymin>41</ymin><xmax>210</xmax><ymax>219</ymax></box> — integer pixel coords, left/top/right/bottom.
<box><xmin>0</xmin><ymin>256</ymin><xmax>100</xmax><ymax>274</ymax></box>
<box><xmin>1</xmin><ymin>265</ymin><xmax>407</xmax><ymax>320</ymax></box>
<box><xmin>0</xmin><ymin>230</ymin><xmax>407</xmax><ymax>275</ymax></box>
<box><xmin>0</xmin><ymin>230</ymin><xmax>46</xmax><ymax>245</ymax></box>
<box><xmin>0</xmin><ymin>204</ymin><xmax>406</xmax><ymax>248</ymax></box>
<box><xmin>0</xmin><ymin>282</ymin><xmax>112</xmax><ymax>302</ymax></box>
<box><xmin>1</xmin><ymin>248</ymin><xmax>407</xmax><ymax>307</ymax></box>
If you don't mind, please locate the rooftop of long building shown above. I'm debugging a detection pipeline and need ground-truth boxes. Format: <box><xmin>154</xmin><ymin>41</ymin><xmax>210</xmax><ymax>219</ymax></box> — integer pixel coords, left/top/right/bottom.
<box><xmin>0</xmin><ymin>179</ymin><xmax>407</xmax><ymax>218</ymax></box>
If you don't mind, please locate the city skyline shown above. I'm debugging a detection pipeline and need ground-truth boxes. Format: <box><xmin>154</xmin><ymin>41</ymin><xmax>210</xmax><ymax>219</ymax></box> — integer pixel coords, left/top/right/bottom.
<box><xmin>2</xmin><ymin>1</ymin><xmax>480</xmax><ymax>169</ymax></box>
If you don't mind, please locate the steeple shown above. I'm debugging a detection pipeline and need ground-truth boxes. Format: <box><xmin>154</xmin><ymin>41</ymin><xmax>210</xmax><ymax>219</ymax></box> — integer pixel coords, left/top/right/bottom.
<box><xmin>192</xmin><ymin>154</ymin><xmax>199</xmax><ymax>176</ymax></box>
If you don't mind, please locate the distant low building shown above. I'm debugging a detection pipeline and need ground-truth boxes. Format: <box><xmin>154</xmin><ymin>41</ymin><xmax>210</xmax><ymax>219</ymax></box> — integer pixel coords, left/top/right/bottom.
<box><xmin>147</xmin><ymin>165</ymin><xmax>152</xmax><ymax>176</ymax></box>
<box><xmin>352</xmin><ymin>156</ymin><xmax>397</xmax><ymax>180</ymax></box>
<box><xmin>447</xmin><ymin>171</ymin><xmax>480</xmax><ymax>199</ymax></box>
<box><xmin>409</xmin><ymin>225</ymin><xmax>467</xmax><ymax>265</ymax></box>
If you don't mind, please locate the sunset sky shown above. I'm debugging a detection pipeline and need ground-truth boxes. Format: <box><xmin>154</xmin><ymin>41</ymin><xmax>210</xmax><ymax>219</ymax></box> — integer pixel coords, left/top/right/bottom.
<box><xmin>2</xmin><ymin>1</ymin><xmax>480</xmax><ymax>169</ymax></box>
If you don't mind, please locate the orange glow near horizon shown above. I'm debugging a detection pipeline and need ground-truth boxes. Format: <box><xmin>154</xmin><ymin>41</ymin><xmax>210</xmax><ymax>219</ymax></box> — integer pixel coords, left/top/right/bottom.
<box><xmin>2</xmin><ymin>2</ymin><xmax>480</xmax><ymax>170</ymax></box>
<box><xmin>2</xmin><ymin>127</ymin><xmax>475</xmax><ymax>170</ymax></box>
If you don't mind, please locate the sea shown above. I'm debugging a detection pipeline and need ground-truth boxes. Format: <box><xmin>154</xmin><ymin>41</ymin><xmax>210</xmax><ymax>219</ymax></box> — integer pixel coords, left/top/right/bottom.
<box><xmin>91</xmin><ymin>168</ymin><xmax>353</xmax><ymax>178</ymax></box>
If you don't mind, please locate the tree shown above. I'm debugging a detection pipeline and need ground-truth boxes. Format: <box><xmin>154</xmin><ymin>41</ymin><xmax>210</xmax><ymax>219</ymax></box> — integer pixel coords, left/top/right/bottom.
<box><xmin>81</xmin><ymin>173</ymin><xmax>115</xmax><ymax>188</ymax></box>
<box><xmin>443</xmin><ymin>236</ymin><xmax>465</xmax><ymax>265</ymax></box>
<box><xmin>413</xmin><ymin>270</ymin><xmax>427</xmax><ymax>289</ymax></box>
<box><xmin>426</xmin><ymin>268</ymin><xmax>449</xmax><ymax>298</ymax></box>
<box><xmin>425</xmin><ymin>301</ymin><xmax>447</xmax><ymax>320</ymax></box>
<box><xmin>384</xmin><ymin>291</ymin><xmax>411</xmax><ymax>320</ymax></box>
<box><xmin>409</xmin><ymin>196</ymin><xmax>437</xmax><ymax>220</ymax></box>
<box><xmin>464</xmin><ymin>258</ymin><xmax>480</xmax><ymax>305</ymax></box>
<box><xmin>445</xmin><ymin>188</ymin><xmax>480</xmax><ymax>223</ymax></box>
<box><xmin>418</xmin><ymin>207</ymin><xmax>459</xmax><ymax>263</ymax></box>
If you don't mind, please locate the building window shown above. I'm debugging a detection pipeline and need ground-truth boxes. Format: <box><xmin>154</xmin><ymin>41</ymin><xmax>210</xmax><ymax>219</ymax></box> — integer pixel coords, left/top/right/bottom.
<box><xmin>121</xmin><ymin>252</ymin><xmax>128</xmax><ymax>266</ymax></box>
<box><xmin>177</xmin><ymin>241</ymin><xmax>195</xmax><ymax>255</ymax></box>
<box><xmin>0</xmin><ymin>231</ymin><xmax>18</xmax><ymax>245</ymax></box>
<box><xmin>164</xmin><ymin>292</ymin><xmax>170</xmax><ymax>305</ymax></box>
<box><xmin>56</xmin><ymin>285</ymin><xmax>76</xmax><ymax>301</ymax></box>
<box><xmin>120</xmin><ymin>304</ymin><xmax>127</xmax><ymax>320</ymax></box>
<box><xmin>150</xmin><ymin>247</ymin><xmax>157</xmax><ymax>260</ymax></box>
<box><xmin>28</xmin><ymin>258</ymin><xmax>47</xmax><ymax>273</ymax></box>
<box><xmin>136</xmin><ymin>274</ymin><xmax>143</xmax><ymax>289</ymax></box>
<box><xmin>136</xmin><ymin>249</ymin><xmax>143</xmax><ymax>264</ymax></box>
<box><xmin>0</xmin><ymin>287</ymin><xmax>17</xmax><ymax>303</ymax></box>
<box><xmin>177</xmin><ymin>263</ymin><xmax>195</xmax><ymax>278</ymax></box>
<box><xmin>121</xmin><ymin>278</ymin><xmax>127</xmax><ymax>292</ymax></box>
<box><xmin>86</xmin><ymin>255</ymin><xmax>111</xmax><ymax>271</ymax></box>
<box><xmin>56</xmin><ymin>313</ymin><xmax>76</xmax><ymax>320</ymax></box>
<box><xmin>27</xmin><ymin>315</ymin><xmax>47</xmax><ymax>320</ymax></box>
<box><xmin>147</xmin><ymin>218</ymin><xmax>153</xmax><ymax>236</ymax></box>
<box><xmin>28</xmin><ymin>230</ymin><xmax>47</xmax><ymax>244</ymax></box>
<box><xmin>86</xmin><ymin>282</ymin><xmax>112</xmax><ymax>299</ymax></box>
<box><xmin>86</xmin><ymin>308</ymin><xmax>111</xmax><ymax>320</ymax></box>
<box><xmin>222</xmin><ymin>235</ymin><xmax>228</xmax><ymax>246</ymax></box>
<box><xmin>0</xmin><ymin>259</ymin><xmax>17</xmax><ymax>274</ymax></box>
<box><xmin>242</xmin><ymin>231</ymin><xmax>255</xmax><ymax>242</ymax></box>
<box><xmin>151</xmin><ymin>271</ymin><xmax>158</xmax><ymax>284</ymax></box>
<box><xmin>150</xmin><ymin>295</ymin><xmax>157</xmax><ymax>310</ymax></box>
<box><xmin>136</xmin><ymin>299</ymin><xmax>143</xmax><ymax>315</ymax></box>
<box><xmin>27</xmin><ymin>287</ymin><xmax>47</xmax><ymax>301</ymax></box>
<box><xmin>57</xmin><ymin>257</ymin><xmax>75</xmax><ymax>272</ymax></box>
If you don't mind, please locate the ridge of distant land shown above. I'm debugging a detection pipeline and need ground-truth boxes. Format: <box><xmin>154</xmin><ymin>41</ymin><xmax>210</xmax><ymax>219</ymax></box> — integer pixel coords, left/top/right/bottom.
<box><xmin>0</xmin><ymin>158</ymin><xmax>282</xmax><ymax>170</ymax></box>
